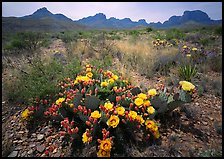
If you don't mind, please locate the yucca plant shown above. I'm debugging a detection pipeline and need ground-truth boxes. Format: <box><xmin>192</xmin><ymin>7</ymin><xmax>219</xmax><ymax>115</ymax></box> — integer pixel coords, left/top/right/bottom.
<box><xmin>178</xmin><ymin>64</ymin><xmax>197</xmax><ymax>82</ymax></box>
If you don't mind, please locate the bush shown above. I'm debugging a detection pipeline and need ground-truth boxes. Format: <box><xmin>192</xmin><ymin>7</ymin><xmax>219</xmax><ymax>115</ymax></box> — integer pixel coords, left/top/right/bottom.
<box><xmin>214</xmin><ymin>26</ymin><xmax>222</xmax><ymax>35</ymax></box>
<box><xmin>146</xmin><ymin>27</ymin><xmax>153</xmax><ymax>32</ymax></box>
<box><xmin>165</xmin><ymin>28</ymin><xmax>186</xmax><ymax>40</ymax></box>
<box><xmin>4</xmin><ymin>57</ymin><xmax>82</xmax><ymax>105</ymax></box>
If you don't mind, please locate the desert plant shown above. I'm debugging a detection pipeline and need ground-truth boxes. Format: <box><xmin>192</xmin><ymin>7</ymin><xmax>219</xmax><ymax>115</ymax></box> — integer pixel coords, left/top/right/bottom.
<box><xmin>178</xmin><ymin>64</ymin><xmax>197</xmax><ymax>82</ymax></box>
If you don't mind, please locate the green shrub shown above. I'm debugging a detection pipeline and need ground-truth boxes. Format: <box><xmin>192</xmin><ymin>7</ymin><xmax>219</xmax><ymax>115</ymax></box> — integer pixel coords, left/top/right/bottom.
<box><xmin>146</xmin><ymin>27</ymin><xmax>153</xmax><ymax>32</ymax></box>
<box><xmin>214</xmin><ymin>26</ymin><xmax>222</xmax><ymax>35</ymax></box>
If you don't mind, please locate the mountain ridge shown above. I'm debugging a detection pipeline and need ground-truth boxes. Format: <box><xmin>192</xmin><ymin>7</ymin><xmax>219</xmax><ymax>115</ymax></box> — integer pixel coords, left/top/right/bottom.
<box><xmin>2</xmin><ymin>7</ymin><xmax>222</xmax><ymax>32</ymax></box>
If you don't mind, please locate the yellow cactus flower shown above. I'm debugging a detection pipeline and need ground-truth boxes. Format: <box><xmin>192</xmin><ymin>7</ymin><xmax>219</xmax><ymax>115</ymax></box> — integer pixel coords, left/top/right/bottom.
<box><xmin>56</xmin><ymin>98</ymin><xmax>65</xmax><ymax>105</ymax></box>
<box><xmin>143</xmin><ymin>100</ymin><xmax>151</xmax><ymax>107</ymax></box>
<box><xmin>148</xmin><ymin>89</ymin><xmax>157</xmax><ymax>97</ymax></box>
<box><xmin>135</xmin><ymin>115</ymin><xmax>145</xmax><ymax>125</ymax></box>
<box><xmin>69</xmin><ymin>104</ymin><xmax>74</xmax><ymax>108</ymax></box>
<box><xmin>86</xmin><ymin>64</ymin><xmax>91</xmax><ymax>68</ymax></box>
<box><xmin>113</xmin><ymin>86</ymin><xmax>118</xmax><ymax>91</ymax></box>
<box><xmin>21</xmin><ymin>108</ymin><xmax>30</xmax><ymax>120</ymax></box>
<box><xmin>82</xmin><ymin>132</ymin><xmax>89</xmax><ymax>143</ymax></box>
<box><xmin>97</xmin><ymin>149</ymin><xmax>110</xmax><ymax>157</ymax></box>
<box><xmin>112</xmin><ymin>75</ymin><xmax>118</xmax><ymax>80</ymax></box>
<box><xmin>147</xmin><ymin>106</ymin><xmax>155</xmax><ymax>114</ymax></box>
<box><xmin>86</xmin><ymin>72</ymin><xmax>93</xmax><ymax>78</ymax></box>
<box><xmin>101</xmin><ymin>81</ymin><xmax>108</xmax><ymax>87</ymax></box>
<box><xmin>99</xmin><ymin>138</ymin><xmax>112</xmax><ymax>151</ymax></box>
<box><xmin>192</xmin><ymin>47</ymin><xmax>197</xmax><ymax>51</ymax></box>
<box><xmin>186</xmin><ymin>54</ymin><xmax>191</xmax><ymax>57</ymax></box>
<box><xmin>104</xmin><ymin>102</ymin><xmax>113</xmax><ymax>111</ymax></box>
<box><xmin>137</xmin><ymin>93</ymin><xmax>147</xmax><ymax>100</ymax></box>
<box><xmin>154</xmin><ymin>130</ymin><xmax>160</xmax><ymax>139</ymax></box>
<box><xmin>90</xmin><ymin>110</ymin><xmax>101</xmax><ymax>119</ymax></box>
<box><xmin>116</xmin><ymin>106</ymin><xmax>125</xmax><ymax>116</ymax></box>
<box><xmin>134</xmin><ymin>98</ymin><xmax>144</xmax><ymax>107</ymax></box>
<box><xmin>108</xmin><ymin>78</ymin><xmax>114</xmax><ymax>84</ymax></box>
<box><xmin>106</xmin><ymin>115</ymin><xmax>120</xmax><ymax>128</ymax></box>
<box><xmin>145</xmin><ymin>119</ymin><xmax>155</xmax><ymax>129</ymax></box>
<box><xmin>179</xmin><ymin>81</ymin><xmax>195</xmax><ymax>91</ymax></box>
<box><xmin>128</xmin><ymin>110</ymin><xmax>138</xmax><ymax>119</ymax></box>
<box><xmin>183</xmin><ymin>45</ymin><xmax>187</xmax><ymax>49</ymax></box>
<box><xmin>86</xmin><ymin>67</ymin><xmax>92</xmax><ymax>72</ymax></box>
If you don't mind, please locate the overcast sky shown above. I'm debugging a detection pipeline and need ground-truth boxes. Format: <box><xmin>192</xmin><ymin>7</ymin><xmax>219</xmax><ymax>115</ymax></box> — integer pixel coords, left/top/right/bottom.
<box><xmin>2</xmin><ymin>2</ymin><xmax>222</xmax><ymax>23</ymax></box>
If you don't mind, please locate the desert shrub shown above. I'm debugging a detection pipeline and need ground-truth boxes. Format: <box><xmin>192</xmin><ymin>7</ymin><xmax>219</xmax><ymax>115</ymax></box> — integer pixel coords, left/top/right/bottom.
<box><xmin>4</xmin><ymin>57</ymin><xmax>82</xmax><ymax>105</ymax></box>
<box><xmin>152</xmin><ymin>54</ymin><xmax>177</xmax><ymax>76</ymax></box>
<box><xmin>59</xmin><ymin>31</ymin><xmax>80</xmax><ymax>43</ymax></box>
<box><xmin>207</xmin><ymin>54</ymin><xmax>222</xmax><ymax>72</ymax></box>
<box><xmin>20</xmin><ymin>64</ymin><xmax>196</xmax><ymax>157</ymax></box>
<box><xmin>165</xmin><ymin>28</ymin><xmax>186</xmax><ymax>40</ymax></box>
<box><xmin>146</xmin><ymin>27</ymin><xmax>153</xmax><ymax>32</ymax></box>
<box><xmin>3</xmin><ymin>31</ymin><xmax>49</xmax><ymax>55</ymax></box>
<box><xmin>214</xmin><ymin>26</ymin><xmax>222</xmax><ymax>35</ymax></box>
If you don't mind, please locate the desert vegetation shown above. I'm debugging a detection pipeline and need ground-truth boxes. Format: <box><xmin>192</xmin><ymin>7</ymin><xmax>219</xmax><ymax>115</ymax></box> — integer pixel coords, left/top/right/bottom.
<box><xmin>2</xmin><ymin>25</ymin><xmax>222</xmax><ymax>157</ymax></box>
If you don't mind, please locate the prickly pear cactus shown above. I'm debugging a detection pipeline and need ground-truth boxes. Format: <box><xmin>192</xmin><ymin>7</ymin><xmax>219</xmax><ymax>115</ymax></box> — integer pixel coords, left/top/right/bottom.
<box><xmin>85</xmin><ymin>96</ymin><xmax>100</xmax><ymax>110</ymax></box>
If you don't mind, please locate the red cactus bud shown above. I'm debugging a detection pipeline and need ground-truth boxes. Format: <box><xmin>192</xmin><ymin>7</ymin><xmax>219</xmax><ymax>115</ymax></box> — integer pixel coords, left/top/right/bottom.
<box><xmin>60</xmin><ymin>131</ymin><xmax>66</xmax><ymax>136</ymax></box>
<box><xmin>106</xmin><ymin>113</ymin><xmax>110</xmax><ymax>118</ymax></box>
<box><xmin>127</xmin><ymin>93</ymin><xmax>131</xmax><ymax>98</ymax></box>
<box><xmin>141</xmin><ymin>107</ymin><xmax>145</xmax><ymax>113</ymax></box>
<box><xmin>125</xmin><ymin>115</ymin><xmax>129</xmax><ymax>119</ymax></box>
<box><xmin>44</xmin><ymin>150</ymin><xmax>49</xmax><ymax>155</ymax></box>
<box><xmin>74</xmin><ymin>108</ymin><xmax>78</xmax><ymax>113</ymax></box>
<box><xmin>90</xmin><ymin>127</ymin><xmax>94</xmax><ymax>131</ymax></box>
<box><xmin>71</xmin><ymin>121</ymin><xmax>74</xmax><ymax>126</ymax></box>
<box><xmin>95</xmin><ymin>88</ymin><xmax>98</xmax><ymax>95</ymax></box>
<box><xmin>83</xmin><ymin>110</ymin><xmax>87</xmax><ymax>115</ymax></box>
<box><xmin>137</xmin><ymin>125</ymin><xmax>141</xmax><ymax>129</ymax></box>
<box><xmin>78</xmin><ymin>105</ymin><xmax>83</xmax><ymax>112</ymax></box>
<box><xmin>88</xmin><ymin>137</ymin><xmax>93</xmax><ymax>142</ymax></box>
<box><xmin>106</xmin><ymin>131</ymin><xmax>110</xmax><ymax>137</ymax></box>
<box><xmin>88</xmin><ymin>109</ymin><xmax>91</xmax><ymax>115</ymax></box>
<box><xmin>129</xmin><ymin>103</ymin><xmax>133</xmax><ymax>109</ymax></box>
<box><xmin>74</xmin><ymin>127</ymin><xmax>79</xmax><ymax>133</ymax></box>
<box><xmin>89</xmin><ymin>116</ymin><xmax>93</xmax><ymax>122</ymax></box>
<box><xmin>86</xmin><ymin>132</ymin><xmax>91</xmax><ymax>137</ymax></box>
<box><xmin>64</xmin><ymin>83</ymin><xmax>68</xmax><ymax>87</ymax></box>
<box><xmin>121</xmin><ymin>95</ymin><xmax>125</xmax><ymax>99</ymax></box>
<box><xmin>43</xmin><ymin>99</ymin><xmax>48</xmax><ymax>105</ymax></box>
<box><xmin>113</xmin><ymin>110</ymin><xmax>117</xmax><ymax>115</ymax></box>
<box><xmin>125</xmin><ymin>111</ymin><xmax>128</xmax><ymax>115</ymax></box>
<box><xmin>93</xmin><ymin>119</ymin><xmax>97</xmax><ymax>124</ymax></box>
<box><xmin>134</xmin><ymin>107</ymin><xmax>139</xmax><ymax>111</ymax></box>
<box><xmin>81</xmin><ymin>88</ymin><xmax>85</xmax><ymax>94</ymax></box>
<box><xmin>116</xmin><ymin>96</ymin><xmax>121</xmax><ymax>102</ymax></box>
<box><xmin>144</xmin><ymin>113</ymin><xmax>148</xmax><ymax>116</ymax></box>
<box><xmin>122</xmin><ymin>119</ymin><xmax>126</xmax><ymax>123</ymax></box>
<box><xmin>86</xmin><ymin>121</ymin><xmax>91</xmax><ymax>126</ymax></box>
<box><xmin>97</xmin><ymin>139</ymin><xmax>101</xmax><ymax>143</ymax></box>
<box><xmin>44</xmin><ymin>111</ymin><xmax>49</xmax><ymax>116</ymax></box>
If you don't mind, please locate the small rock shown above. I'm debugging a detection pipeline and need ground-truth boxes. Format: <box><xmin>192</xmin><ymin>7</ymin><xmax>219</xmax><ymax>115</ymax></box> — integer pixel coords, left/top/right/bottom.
<box><xmin>31</xmin><ymin>133</ymin><xmax>36</xmax><ymax>137</ymax></box>
<box><xmin>37</xmin><ymin>144</ymin><xmax>46</xmax><ymax>153</ymax></box>
<box><xmin>29</xmin><ymin>143</ymin><xmax>36</xmax><ymax>148</ymax></box>
<box><xmin>202</xmin><ymin>121</ymin><xmax>208</xmax><ymax>126</ymax></box>
<box><xmin>195</xmin><ymin>103</ymin><xmax>199</xmax><ymax>106</ymax></box>
<box><xmin>18</xmin><ymin>131</ymin><xmax>24</xmax><ymax>134</ymax></box>
<box><xmin>15</xmin><ymin>146</ymin><xmax>23</xmax><ymax>150</ymax></box>
<box><xmin>8</xmin><ymin>151</ymin><xmax>18</xmax><ymax>157</ymax></box>
<box><xmin>21</xmin><ymin>151</ymin><xmax>27</xmax><ymax>157</ymax></box>
<box><xmin>53</xmin><ymin>148</ymin><xmax>58</xmax><ymax>154</ymax></box>
<box><xmin>37</xmin><ymin>134</ymin><xmax>44</xmax><ymax>141</ymax></box>
<box><xmin>53</xmin><ymin>151</ymin><xmax>61</xmax><ymax>157</ymax></box>
<box><xmin>208</xmin><ymin>116</ymin><xmax>214</xmax><ymax>121</ymax></box>
<box><xmin>13</xmin><ymin>140</ymin><xmax>18</xmax><ymax>144</ymax></box>
<box><xmin>27</xmin><ymin>149</ymin><xmax>33</xmax><ymax>155</ymax></box>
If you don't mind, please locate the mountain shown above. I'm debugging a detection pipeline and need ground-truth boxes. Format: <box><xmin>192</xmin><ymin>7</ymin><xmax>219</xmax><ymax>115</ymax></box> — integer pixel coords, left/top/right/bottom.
<box><xmin>2</xmin><ymin>7</ymin><xmax>222</xmax><ymax>32</ymax></box>
<box><xmin>2</xmin><ymin>7</ymin><xmax>87</xmax><ymax>33</ymax></box>
<box><xmin>76</xmin><ymin>10</ymin><xmax>222</xmax><ymax>29</ymax></box>
<box><xmin>75</xmin><ymin>13</ymin><xmax>149</xmax><ymax>29</ymax></box>
<box><xmin>153</xmin><ymin>10</ymin><xmax>222</xmax><ymax>28</ymax></box>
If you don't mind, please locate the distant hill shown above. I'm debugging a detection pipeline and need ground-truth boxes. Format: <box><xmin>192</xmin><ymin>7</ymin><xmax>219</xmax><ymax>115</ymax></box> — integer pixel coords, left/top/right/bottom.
<box><xmin>2</xmin><ymin>7</ymin><xmax>87</xmax><ymax>33</ymax></box>
<box><xmin>75</xmin><ymin>13</ymin><xmax>149</xmax><ymax>29</ymax></box>
<box><xmin>2</xmin><ymin>7</ymin><xmax>222</xmax><ymax>32</ymax></box>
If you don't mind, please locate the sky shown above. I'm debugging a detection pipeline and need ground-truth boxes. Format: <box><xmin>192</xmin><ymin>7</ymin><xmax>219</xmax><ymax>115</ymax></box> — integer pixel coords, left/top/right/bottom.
<box><xmin>2</xmin><ymin>2</ymin><xmax>222</xmax><ymax>23</ymax></box>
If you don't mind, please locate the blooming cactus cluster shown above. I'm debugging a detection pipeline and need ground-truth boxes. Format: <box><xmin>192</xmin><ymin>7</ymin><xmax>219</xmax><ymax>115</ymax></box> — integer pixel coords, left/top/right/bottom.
<box><xmin>21</xmin><ymin>64</ymin><xmax>196</xmax><ymax>157</ymax></box>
